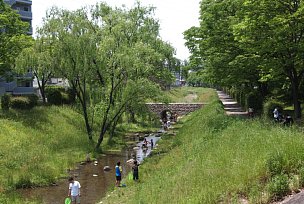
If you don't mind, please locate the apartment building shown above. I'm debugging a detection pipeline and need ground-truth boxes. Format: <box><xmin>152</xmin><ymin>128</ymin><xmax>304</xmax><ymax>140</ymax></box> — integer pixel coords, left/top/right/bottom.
<box><xmin>4</xmin><ymin>0</ymin><xmax>33</xmax><ymax>35</ymax></box>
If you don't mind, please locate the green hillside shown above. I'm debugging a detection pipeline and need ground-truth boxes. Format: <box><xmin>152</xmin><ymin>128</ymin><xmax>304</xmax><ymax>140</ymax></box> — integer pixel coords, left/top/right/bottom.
<box><xmin>102</xmin><ymin>96</ymin><xmax>304</xmax><ymax>203</ymax></box>
<box><xmin>0</xmin><ymin>106</ymin><xmax>90</xmax><ymax>202</ymax></box>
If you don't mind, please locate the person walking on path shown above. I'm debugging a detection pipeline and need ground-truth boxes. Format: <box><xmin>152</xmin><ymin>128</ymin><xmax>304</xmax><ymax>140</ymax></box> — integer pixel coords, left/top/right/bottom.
<box><xmin>115</xmin><ymin>161</ymin><xmax>122</xmax><ymax>187</ymax></box>
<box><xmin>132</xmin><ymin>160</ymin><xmax>139</xmax><ymax>181</ymax></box>
<box><xmin>68</xmin><ymin>177</ymin><xmax>81</xmax><ymax>204</ymax></box>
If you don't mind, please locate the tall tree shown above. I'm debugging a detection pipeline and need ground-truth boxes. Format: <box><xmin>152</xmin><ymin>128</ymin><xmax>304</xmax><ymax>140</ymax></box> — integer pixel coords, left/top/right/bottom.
<box><xmin>15</xmin><ymin>38</ymin><xmax>54</xmax><ymax>103</ymax></box>
<box><xmin>233</xmin><ymin>0</ymin><xmax>304</xmax><ymax>118</ymax></box>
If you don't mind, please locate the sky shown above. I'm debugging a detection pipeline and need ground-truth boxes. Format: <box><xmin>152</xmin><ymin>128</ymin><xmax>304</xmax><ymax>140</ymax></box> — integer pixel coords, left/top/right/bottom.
<box><xmin>32</xmin><ymin>0</ymin><xmax>201</xmax><ymax>60</ymax></box>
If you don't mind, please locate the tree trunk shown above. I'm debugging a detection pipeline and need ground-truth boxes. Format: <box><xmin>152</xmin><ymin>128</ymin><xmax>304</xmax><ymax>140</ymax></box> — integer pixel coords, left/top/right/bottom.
<box><xmin>96</xmin><ymin>125</ymin><xmax>107</xmax><ymax>149</ymax></box>
<box><xmin>82</xmin><ymin>103</ymin><xmax>92</xmax><ymax>140</ymax></box>
<box><xmin>291</xmin><ymin>78</ymin><xmax>301</xmax><ymax>119</ymax></box>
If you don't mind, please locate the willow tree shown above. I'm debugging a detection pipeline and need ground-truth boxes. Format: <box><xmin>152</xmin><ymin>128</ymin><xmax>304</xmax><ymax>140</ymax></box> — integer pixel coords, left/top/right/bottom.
<box><xmin>38</xmin><ymin>3</ymin><xmax>175</xmax><ymax>148</ymax></box>
<box><xmin>15</xmin><ymin>38</ymin><xmax>54</xmax><ymax>103</ymax></box>
<box><xmin>39</xmin><ymin>7</ymin><xmax>96</xmax><ymax>139</ymax></box>
<box><xmin>91</xmin><ymin>3</ymin><xmax>174</xmax><ymax>149</ymax></box>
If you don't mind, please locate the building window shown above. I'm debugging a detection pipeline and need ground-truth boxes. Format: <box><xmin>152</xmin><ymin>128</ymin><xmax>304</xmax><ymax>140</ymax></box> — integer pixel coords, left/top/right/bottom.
<box><xmin>24</xmin><ymin>7</ymin><xmax>29</xmax><ymax>11</ymax></box>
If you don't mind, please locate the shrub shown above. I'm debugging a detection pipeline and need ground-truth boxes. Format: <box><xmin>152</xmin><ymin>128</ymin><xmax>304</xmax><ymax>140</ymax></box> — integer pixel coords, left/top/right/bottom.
<box><xmin>45</xmin><ymin>86</ymin><xmax>64</xmax><ymax>105</ymax></box>
<box><xmin>10</xmin><ymin>96</ymin><xmax>31</xmax><ymax>110</ymax></box>
<box><xmin>267</xmin><ymin>174</ymin><xmax>290</xmax><ymax>200</ymax></box>
<box><xmin>298</xmin><ymin>167</ymin><xmax>304</xmax><ymax>187</ymax></box>
<box><xmin>246</xmin><ymin>91</ymin><xmax>263</xmax><ymax>113</ymax></box>
<box><xmin>26</xmin><ymin>94</ymin><xmax>39</xmax><ymax>107</ymax></box>
<box><xmin>1</xmin><ymin>94</ymin><xmax>11</xmax><ymax>111</ymax></box>
<box><xmin>263</xmin><ymin>99</ymin><xmax>284</xmax><ymax>119</ymax></box>
<box><xmin>45</xmin><ymin>86</ymin><xmax>74</xmax><ymax>105</ymax></box>
<box><xmin>266</xmin><ymin>153</ymin><xmax>286</xmax><ymax>176</ymax></box>
<box><xmin>66</xmin><ymin>88</ymin><xmax>76</xmax><ymax>104</ymax></box>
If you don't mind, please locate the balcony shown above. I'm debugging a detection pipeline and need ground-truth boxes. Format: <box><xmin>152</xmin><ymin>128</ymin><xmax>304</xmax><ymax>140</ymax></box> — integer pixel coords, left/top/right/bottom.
<box><xmin>5</xmin><ymin>0</ymin><xmax>32</xmax><ymax>5</ymax></box>
<box><xmin>18</xmin><ymin>10</ymin><xmax>32</xmax><ymax>20</ymax></box>
<box><xmin>13</xmin><ymin>87</ymin><xmax>35</xmax><ymax>95</ymax></box>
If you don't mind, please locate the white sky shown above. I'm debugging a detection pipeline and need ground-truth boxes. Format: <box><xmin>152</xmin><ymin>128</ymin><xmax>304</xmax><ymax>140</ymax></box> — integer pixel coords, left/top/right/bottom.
<box><xmin>32</xmin><ymin>0</ymin><xmax>201</xmax><ymax>60</ymax></box>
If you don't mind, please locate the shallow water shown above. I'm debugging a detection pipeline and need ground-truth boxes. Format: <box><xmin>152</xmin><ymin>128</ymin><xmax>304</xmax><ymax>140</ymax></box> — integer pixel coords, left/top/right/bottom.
<box><xmin>18</xmin><ymin>134</ymin><xmax>161</xmax><ymax>204</ymax></box>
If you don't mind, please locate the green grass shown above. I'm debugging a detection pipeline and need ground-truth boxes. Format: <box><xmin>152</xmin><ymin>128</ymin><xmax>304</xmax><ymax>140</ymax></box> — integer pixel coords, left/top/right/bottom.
<box><xmin>0</xmin><ymin>106</ymin><xmax>93</xmax><ymax>202</ymax></box>
<box><xmin>101</xmin><ymin>93</ymin><xmax>304</xmax><ymax>204</ymax></box>
<box><xmin>166</xmin><ymin>87</ymin><xmax>214</xmax><ymax>103</ymax></box>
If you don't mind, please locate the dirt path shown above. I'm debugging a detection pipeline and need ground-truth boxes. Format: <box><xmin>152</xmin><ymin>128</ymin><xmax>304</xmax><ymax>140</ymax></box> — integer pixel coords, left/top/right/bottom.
<box><xmin>217</xmin><ymin>91</ymin><xmax>248</xmax><ymax>116</ymax></box>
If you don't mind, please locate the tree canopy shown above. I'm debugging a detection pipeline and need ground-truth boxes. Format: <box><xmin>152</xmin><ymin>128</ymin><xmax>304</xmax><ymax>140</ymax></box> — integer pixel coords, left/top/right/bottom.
<box><xmin>184</xmin><ymin>0</ymin><xmax>304</xmax><ymax>118</ymax></box>
<box><xmin>35</xmin><ymin>2</ymin><xmax>176</xmax><ymax>148</ymax></box>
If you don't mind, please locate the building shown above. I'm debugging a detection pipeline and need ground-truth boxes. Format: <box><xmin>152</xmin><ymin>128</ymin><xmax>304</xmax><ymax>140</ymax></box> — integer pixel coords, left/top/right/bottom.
<box><xmin>4</xmin><ymin>0</ymin><xmax>33</xmax><ymax>35</ymax></box>
<box><xmin>0</xmin><ymin>71</ymin><xmax>35</xmax><ymax>96</ymax></box>
<box><xmin>0</xmin><ymin>0</ymin><xmax>35</xmax><ymax>96</ymax></box>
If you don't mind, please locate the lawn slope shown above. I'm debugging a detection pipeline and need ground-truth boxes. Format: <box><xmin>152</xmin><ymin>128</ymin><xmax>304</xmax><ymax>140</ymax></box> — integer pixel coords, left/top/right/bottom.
<box><xmin>102</xmin><ymin>97</ymin><xmax>304</xmax><ymax>203</ymax></box>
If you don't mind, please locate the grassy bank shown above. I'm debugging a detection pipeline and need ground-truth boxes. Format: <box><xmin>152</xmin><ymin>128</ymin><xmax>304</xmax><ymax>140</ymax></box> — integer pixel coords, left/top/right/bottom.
<box><xmin>102</xmin><ymin>93</ymin><xmax>304</xmax><ymax>203</ymax></box>
<box><xmin>167</xmin><ymin>87</ymin><xmax>213</xmax><ymax>103</ymax></box>
<box><xmin>0</xmin><ymin>106</ymin><xmax>91</xmax><ymax>202</ymax></box>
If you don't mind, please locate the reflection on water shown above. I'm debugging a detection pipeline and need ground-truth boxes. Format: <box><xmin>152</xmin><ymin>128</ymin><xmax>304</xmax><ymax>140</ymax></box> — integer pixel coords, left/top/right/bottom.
<box><xmin>19</xmin><ymin>134</ymin><xmax>161</xmax><ymax>204</ymax></box>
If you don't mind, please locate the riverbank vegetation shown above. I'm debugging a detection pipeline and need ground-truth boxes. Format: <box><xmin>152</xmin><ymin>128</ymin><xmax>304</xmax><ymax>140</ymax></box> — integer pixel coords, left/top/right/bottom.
<box><xmin>102</xmin><ymin>97</ymin><xmax>304</xmax><ymax>203</ymax></box>
<box><xmin>184</xmin><ymin>0</ymin><xmax>304</xmax><ymax>119</ymax></box>
<box><xmin>0</xmin><ymin>87</ymin><xmax>214</xmax><ymax>203</ymax></box>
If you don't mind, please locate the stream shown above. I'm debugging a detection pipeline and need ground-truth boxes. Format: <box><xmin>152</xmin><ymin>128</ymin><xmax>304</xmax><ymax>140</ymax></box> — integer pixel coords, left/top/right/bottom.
<box><xmin>18</xmin><ymin>133</ymin><xmax>161</xmax><ymax>204</ymax></box>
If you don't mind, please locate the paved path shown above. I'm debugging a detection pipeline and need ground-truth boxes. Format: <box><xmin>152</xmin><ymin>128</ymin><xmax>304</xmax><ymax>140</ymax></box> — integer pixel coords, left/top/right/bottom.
<box><xmin>217</xmin><ymin>91</ymin><xmax>248</xmax><ymax>116</ymax></box>
<box><xmin>273</xmin><ymin>190</ymin><xmax>304</xmax><ymax>204</ymax></box>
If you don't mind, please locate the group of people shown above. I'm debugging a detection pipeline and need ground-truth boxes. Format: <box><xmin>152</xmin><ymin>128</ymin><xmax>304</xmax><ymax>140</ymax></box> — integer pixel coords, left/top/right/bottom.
<box><xmin>273</xmin><ymin>108</ymin><xmax>294</xmax><ymax>126</ymax></box>
<box><xmin>67</xmin><ymin>159</ymin><xmax>140</xmax><ymax>203</ymax></box>
<box><xmin>142</xmin><ymin>137</ymin><xmax>153</xmax><ymax>149</ymax></box>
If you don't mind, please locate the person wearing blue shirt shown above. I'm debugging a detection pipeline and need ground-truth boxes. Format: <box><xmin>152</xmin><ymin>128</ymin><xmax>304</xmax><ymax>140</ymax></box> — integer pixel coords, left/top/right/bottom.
<box><xmin>115</xmin><ymin>161</ymin><xmax>122</xmax><ymax>187</ymax></box>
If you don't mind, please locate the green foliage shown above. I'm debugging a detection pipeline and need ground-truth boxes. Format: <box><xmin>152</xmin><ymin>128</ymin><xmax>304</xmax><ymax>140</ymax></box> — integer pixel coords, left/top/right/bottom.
<box><xmin>1</xmin><ymin>94</ymin><xmax>10</xmax><ymax>111</ymax></box>
<box><xmin>298</xmin><ymin>167</ymin><xmax>304</xmax><ymax>187</ymax></box>
<box><xmin>10</xmin><ymin>96</ymin><xmax>33</xmax><ymax>110</ymax></box>
<box><xmin>246</xmin><ymin>91</ymin><xmax>263</xmax><ymax>113</ymax></box>
<box><xmin>267</xmin><ymin>174</ymin><xmax>290</xmax><ymax>200</ymax></box>
<box><xmin>0</xmin><ymin>106</ymin><xmax>90</xmax><ymax>201</ymax></box>
<box><xmin>0</xmin><ymin>1</ymin><xmax>33</xmax><ymax>73</ymax></box>
<box><xmin>263</xmin><ymin>99</ymin><xmax>284</xmax><ymax>119</ymax></box>
<box><xmin>26</xmin><ymin>94</ymin><xmax>38</xmax><ymax>107</ymax></box>
<box><xmin>185</xmin><ymin>0</ymin><xmax>304</xmax><ymax>118</ymax></box>
<box><xmin>45</xmin><ymin>86</ymin><xmax>72</xmax><ymax>105</ymax></box>
<box><xmin>101</xmin><ymin>91</ymin><xmax>304</xmax><ymax>203</ymax></box>
<box><xmin>266</xmin><ymin>153</ymin><xmax>286</xmax><ymax>177</ymax></box>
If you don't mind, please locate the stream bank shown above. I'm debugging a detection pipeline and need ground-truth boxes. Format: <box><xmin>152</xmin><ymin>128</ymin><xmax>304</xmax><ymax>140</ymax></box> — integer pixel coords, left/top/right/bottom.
<box><xmin>18</xmin><ymin>132</ymin><xmax>162</xmax><ymax>204</ymax></box>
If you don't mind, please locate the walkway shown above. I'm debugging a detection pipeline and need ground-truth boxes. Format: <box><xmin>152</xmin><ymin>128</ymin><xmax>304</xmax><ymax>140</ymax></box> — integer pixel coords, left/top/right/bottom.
<box><xmin>217</xmin><ymin>91</ymin><xmax>248</xmax><ymax>116</ymax></box>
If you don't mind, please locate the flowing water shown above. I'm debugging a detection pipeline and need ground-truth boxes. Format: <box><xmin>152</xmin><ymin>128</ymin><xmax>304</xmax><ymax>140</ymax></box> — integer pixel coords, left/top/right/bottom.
<box><xmin>18</xmin><ymin>134</ymin><xmax>161</xmax><ymax>204</ymax></box>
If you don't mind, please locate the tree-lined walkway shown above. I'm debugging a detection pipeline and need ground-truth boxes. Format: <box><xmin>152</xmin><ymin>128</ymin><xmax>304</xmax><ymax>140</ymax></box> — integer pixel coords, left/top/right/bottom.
<box><xmin>217</xmin><ymin>90</ymin><xmax>248</xmax><ymax>116</ymax></box>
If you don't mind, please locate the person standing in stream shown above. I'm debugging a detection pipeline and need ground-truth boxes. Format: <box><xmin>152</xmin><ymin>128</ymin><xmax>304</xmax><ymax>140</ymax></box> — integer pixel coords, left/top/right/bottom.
<box><xmin>115</xmin><ymin>161</ymin><xmax>122</xmax><ymax>187</ymax></box>
<box><xmin>132</xmin><ymin>160</ymin><xmax>139</xmax><ymax>181</ymax></box>
<box><xmin>68</xmin><ymin>177</ymin><xmax>81</xmax><ymax>204</ymax></box>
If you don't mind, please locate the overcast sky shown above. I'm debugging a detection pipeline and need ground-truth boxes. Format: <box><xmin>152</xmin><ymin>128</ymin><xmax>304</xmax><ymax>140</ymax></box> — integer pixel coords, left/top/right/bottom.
<box><xmin>32</xmin><ymin>0</ymin><xmax>201</xmax><ymax>60</ymax></box>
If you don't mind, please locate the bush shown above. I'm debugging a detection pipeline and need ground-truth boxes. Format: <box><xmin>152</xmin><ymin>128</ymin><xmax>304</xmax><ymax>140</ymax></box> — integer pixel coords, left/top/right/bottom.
<box><xmin>10</xmin><ymin>96</ymin><xmax>32</xmax><ymax>110</ymax></box>
<box><xmin>26</xmin><ymin>94</ymin><xmax>38</xmax><ymax>107</ymax></box>
<box><xmin>45</xmin><ymin>86</ymin><xmax>74</xmax><ymax>105</ymax></box>
<box><xmin>45</xmin><ymin>86</ymin><xmax>64</xmax><ymax>105</ymax></box>
<box><xmin>263</xmin><ymin>99</ymin><xmax>284</xmax><ymax>119</ymax></box>
<box><xmin>246</xmin><ymin>91</ymin><xmax>263</xmax><ymax>113</ymax></box>
<box><xmin>266</xmin><ymin>153</ymin><xmax>286</xmax><ymax>177</ymax></box>
<box><xmin>1</xmin><ymin>94</ymin><xmax>11</xmax><ymax>111</ymax></box>
<box><xmin>267</xmin><ymin>174</ymin><xmax>290</xmax><ymax>200</ymax></box>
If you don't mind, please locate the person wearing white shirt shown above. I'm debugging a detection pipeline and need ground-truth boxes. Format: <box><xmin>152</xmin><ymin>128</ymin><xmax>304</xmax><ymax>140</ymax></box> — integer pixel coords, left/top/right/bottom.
<box><xmin>68</xmin><ymin>177</ymin><xmax>81</xmax><ymax>204</ymax></box>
